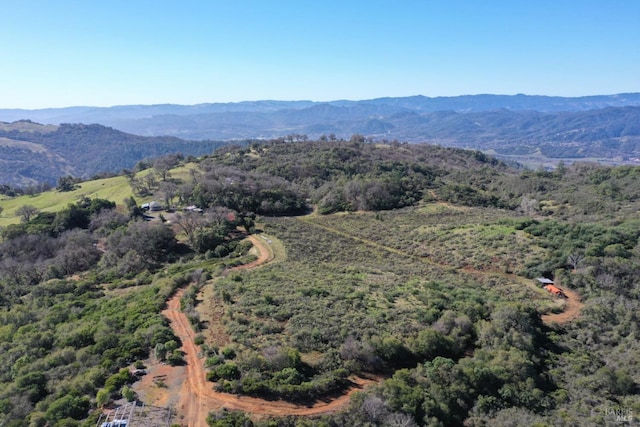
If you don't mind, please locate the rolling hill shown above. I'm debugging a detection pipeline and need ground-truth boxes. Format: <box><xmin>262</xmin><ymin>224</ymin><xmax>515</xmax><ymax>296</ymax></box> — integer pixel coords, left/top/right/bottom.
<box><xmin>3</xmin><ymin>94</ymin><xmax>640</xmax><ymax>187</ymax></box>
<box><xmin>0</xmin><ymin>120</ymin><xmax>228</xmax><ymax>186</ymax></box>
<box><xmin>1</xmin><ymin>139</ymin><xmax>640</xmax><ymax>426</ymax></box>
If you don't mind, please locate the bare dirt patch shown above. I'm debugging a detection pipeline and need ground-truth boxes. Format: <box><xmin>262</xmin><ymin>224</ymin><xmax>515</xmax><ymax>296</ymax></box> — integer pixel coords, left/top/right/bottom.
<box><xmin>196</xmin><ymin>285</ymin><xmax>230</xmax><ymax>349</ymax></box>
<box><xmin>541</xmin><ymin>287</ymin><xmax>583</xmax><ymax>325</ymax></box>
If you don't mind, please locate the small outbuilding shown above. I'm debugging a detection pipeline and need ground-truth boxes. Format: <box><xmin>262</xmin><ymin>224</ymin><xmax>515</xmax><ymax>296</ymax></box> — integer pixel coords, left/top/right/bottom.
<box><xmin>142</xmin><ymin>201</ymin><xmax>162</xmax><ymax>212</ymax></box>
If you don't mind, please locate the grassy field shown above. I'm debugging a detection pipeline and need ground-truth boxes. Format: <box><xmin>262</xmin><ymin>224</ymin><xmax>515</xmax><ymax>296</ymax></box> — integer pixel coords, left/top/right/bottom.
<box><xmin>0</xmin><ymin>163</ymin><xmax>200</xmax><ymax>227</ymax></box>
<box><xmin>0</xmin><ymin>175</ymin><xmax>133</xmax><ymax>226</ymax></box>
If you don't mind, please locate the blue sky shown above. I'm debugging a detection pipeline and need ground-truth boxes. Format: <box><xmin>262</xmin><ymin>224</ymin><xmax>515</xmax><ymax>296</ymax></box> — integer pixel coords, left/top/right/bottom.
<box><xmin>1</xmin><ymin>0</ymin><xmax>639</xmax><ymax>108</ymax></box>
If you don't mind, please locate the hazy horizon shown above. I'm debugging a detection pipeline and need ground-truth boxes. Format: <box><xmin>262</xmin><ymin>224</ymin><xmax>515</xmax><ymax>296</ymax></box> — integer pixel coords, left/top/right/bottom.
<box><xmin>1</xmin><ymin>1</ymin><xmax>639</xmax><ymax>109</ymax></box>
<box><xmin>2</xmin><ymin>91</ymin><xmax>640</xmax><ymax>112</ymax></box>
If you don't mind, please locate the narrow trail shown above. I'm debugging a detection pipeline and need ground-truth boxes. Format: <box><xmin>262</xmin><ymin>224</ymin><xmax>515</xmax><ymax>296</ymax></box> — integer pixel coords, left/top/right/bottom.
<box><xmin>140</xmin><ymin>235</ymin><xmax>378</xmax><ymax>426</ymax></box>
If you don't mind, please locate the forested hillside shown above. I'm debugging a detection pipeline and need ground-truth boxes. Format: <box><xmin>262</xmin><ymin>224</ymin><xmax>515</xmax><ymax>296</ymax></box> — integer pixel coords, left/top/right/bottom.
<box><xmin>0</xmin><ymin>120</ymin><xmax>229</xmax><ymax>186</ymax></box>
<box><xmin>0</xmin><ymin>140</ymin><xmax>639</xmax><ymax>426</ymax></box>
<box><xmin>3</xmin><ymin>94</ymin><xmax>640</xmax><ymax>172</ymax></box>
<box><xmin>65</xmin><ymin>104</ymin><xmax>640</xmax><ymax>161</ymax></box>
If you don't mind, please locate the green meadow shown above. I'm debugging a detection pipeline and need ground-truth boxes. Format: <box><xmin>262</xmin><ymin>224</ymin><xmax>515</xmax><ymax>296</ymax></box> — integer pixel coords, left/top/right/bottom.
<box><xmin>0</xmin><ymin>176</ymin><xmax>132</xmax><ymax>226</ymax></box>
<box><xmin>0</xmin><ymin>163</ymin><xmax>199</xmax><ymax>226</ymax></box>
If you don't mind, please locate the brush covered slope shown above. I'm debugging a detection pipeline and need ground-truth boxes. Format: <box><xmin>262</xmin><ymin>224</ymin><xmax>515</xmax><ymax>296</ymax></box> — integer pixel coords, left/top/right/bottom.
<box><xmin>0</xmin><ymin>140</ymin><xmax>639</xmax><ymax>426</ymax></box>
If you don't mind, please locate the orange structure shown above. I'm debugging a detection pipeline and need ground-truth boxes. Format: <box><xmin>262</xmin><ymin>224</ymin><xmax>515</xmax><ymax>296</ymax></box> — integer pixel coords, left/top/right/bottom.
<box><xmin>544</xmin><ymin>284</ymin><xmax>567</xmax><ymax>298</ymax></box>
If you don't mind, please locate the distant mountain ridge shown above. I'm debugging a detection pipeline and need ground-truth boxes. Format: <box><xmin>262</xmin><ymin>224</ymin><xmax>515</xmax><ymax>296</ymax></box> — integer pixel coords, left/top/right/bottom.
<box><xmin>1</xmin><ymin>93</ymin><xmax>640</xmax><ymax>134</ymax></box>
<box><xmin>2</xmin><ymin>93</ymin><xmax>640</xmax><ymax>186</ymax></box>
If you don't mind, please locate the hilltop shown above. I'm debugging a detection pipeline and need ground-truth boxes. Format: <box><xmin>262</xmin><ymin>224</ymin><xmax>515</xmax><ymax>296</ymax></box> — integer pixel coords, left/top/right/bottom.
<box><xmin>2</xmin><ymin>94</ymin><xmax>640</xmax><ymax>178</ymax></box>
<box><xmin>4</xmin><ymin>104</ymin><xmax>640</xmax><ymax>187</ymax></box>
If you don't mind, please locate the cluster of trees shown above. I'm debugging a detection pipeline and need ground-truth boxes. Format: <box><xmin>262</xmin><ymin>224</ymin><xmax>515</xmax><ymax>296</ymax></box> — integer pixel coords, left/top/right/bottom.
<box><xmin>2</xmin><ymin>197</ymin><xmax>115</xmax><ymax>239</ymax></box>
<box><xmin>0</xmin><ymin>264</ymin><xmax>181</xmax><ymax>426</ymax></box>
<box><xmin>199</xmin><ymin>139</ymin><xmax>508</xmax><ymax>215</ymax></box>
<box><xmin>315</xmin><ymin>177</ymin><xmax>423</xmax><ymax>214</ymax></box>
<box><xmin>0</xmin><ymin>198</ymin><xmax>117</xmax><ymax>291</ymax></box>
<box><xmin>0</xmin><ymin>182</ymin><xmax>52</xmax><ymax>198</ymax></box>
<box><xmin>326</xmin><ymin>304</ymin><xmax>553</xmax><ymax>427</ymax></box>
<box><xmin>173</xmin><ymin>207</ymin><xmax>252</xmax><ymax>256</ymax></box>
<box><xmin>98</xmin><ymin>219</ymin><xmax>178</xmax><ymax>278</ymax></box>
<box><xmin>521</xmin><ymin>219</ymin><xmax>640</xmax><ymax>278</ymax></box>
<box><xmin>0</xmin><ymin>193</ymin><xmax>254</xmax><ymax>425</ymax></box>
<box><xmin>189</xmin><ymin>166</ymin><xmax>306</xmax><ymax>215</ymax></box>
<box><xmin>56</xmin><ymin>175</ymin><xmax>82</xmax><ymax>192</ymax></box>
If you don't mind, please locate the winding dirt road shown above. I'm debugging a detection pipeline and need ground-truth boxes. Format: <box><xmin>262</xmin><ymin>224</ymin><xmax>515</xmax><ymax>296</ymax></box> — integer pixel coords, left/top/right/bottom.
<box><xmin>139</xmin><ymin>235</ymin><xmax>378</xmax><ymax>426</ymax></box>
<box><xmin>138</xmin><ymin>231</ymin><xmax>583</xmax><ymax>426</ymax></box>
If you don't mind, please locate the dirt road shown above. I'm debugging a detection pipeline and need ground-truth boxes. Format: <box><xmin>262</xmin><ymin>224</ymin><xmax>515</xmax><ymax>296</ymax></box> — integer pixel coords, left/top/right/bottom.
<box><xmin>541</xmin><ymin>286</ymin><xmax>583</xmax><ymax>325</ymax></box>
<box><xmin>229</xmin><ymin>234</ymin><xmax>273</xmax><ymax>271</ymax></box>
<box><xmin>136</xmin><ymin>235</ymin><xmax>378</xmax><ymax>426</ymax></box>
<box><xmin>138</xmin><ymin>231</ymin><xmax>583</xmax><ymax>425</ymax></box>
